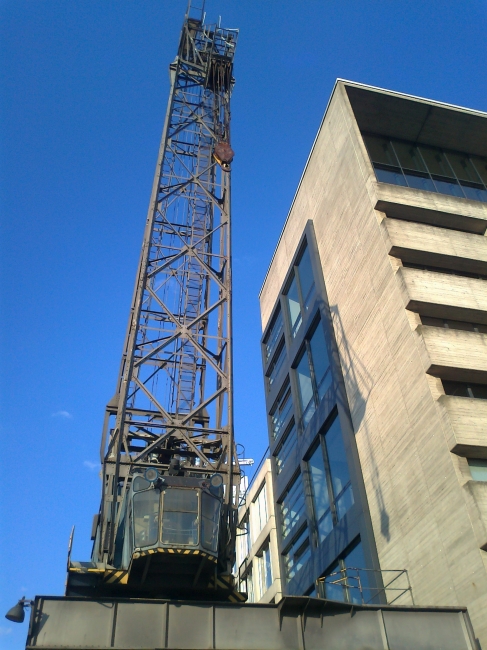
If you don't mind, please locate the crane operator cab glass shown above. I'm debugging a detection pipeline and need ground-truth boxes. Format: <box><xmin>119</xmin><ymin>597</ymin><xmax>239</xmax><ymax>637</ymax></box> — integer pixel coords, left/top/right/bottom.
<box><xmin>121</xmin><ymin>471</ymin><xmax>223</xmax><ymax>583</ymax></box>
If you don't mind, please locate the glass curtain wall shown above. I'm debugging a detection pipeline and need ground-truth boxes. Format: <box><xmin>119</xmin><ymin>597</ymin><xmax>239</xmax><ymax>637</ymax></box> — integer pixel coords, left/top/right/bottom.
<box><xmin>284</xmin><ymin>246</ymin><xmax>316</xmax><ymax>339</ymax></box>
<box><xmin>307</xmin><ymin>414</ymin><xmax>354</xmax><ymax>544</ymax></box>
<box><xmin>363</xmin><ymin>134</ymin><xmax>487</xmax><ymax>202</ymax></box>
<box><xmin>295</xmin><ymin>321</ymin><xmax>332</xmax><ymax>427</ymax></box>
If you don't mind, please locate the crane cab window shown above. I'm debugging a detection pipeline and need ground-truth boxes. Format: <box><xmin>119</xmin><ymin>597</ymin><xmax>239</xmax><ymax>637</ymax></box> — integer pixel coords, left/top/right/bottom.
<box><xmin>162</xmin><ymin>489</ymin><xmax>199</xmax><ymax>546</ymax></box>
<box><xmin>133</xmin><ymin>476</ymin><xmax>150</xmax><ymax>492</ymax></box>
<box><xmin>133</xmin><ymin>489</ymin><xmax>160</xmax><ymax>548</ymax></box>
<box><xmin>201</xmin><ymin>492</ymin><xmax>220</xmax><ymax>552</ymax></box>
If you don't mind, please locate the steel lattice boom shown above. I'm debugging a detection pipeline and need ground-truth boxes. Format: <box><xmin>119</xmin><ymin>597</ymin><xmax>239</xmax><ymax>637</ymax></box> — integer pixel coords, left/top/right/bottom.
<box><xmin>66</xmin><ymin>5</ymin><xmax>242</xmax><ymax>601</ymax></box>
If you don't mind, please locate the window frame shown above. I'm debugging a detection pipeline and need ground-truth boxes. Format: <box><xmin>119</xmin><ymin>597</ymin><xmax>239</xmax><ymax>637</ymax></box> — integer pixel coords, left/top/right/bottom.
<box><xmin>363</xmin><ymin>133</ymin><xmax>487</xmax><ymax>203</ymax></box>
<box><xmin>283</xmin><ymin>241</ymin><xmax>317</xmax><ymax>340</ymax></box>
<box><xmin>293</xmin><ymin>318</ymin><xmax>332</xmax><ymax>430</ymax></box>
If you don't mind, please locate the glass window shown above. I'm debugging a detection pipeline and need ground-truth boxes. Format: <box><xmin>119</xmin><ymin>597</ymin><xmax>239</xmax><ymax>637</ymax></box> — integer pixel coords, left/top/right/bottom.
<box><xmin>392</xmin><ymin>141</ymin><xmax>427</xmax><ymax>173</ymax></box>
<box><xmin>325</xmin><ymin>418</ymin><xmax>354</xmax><ymax>520</ymax></box>
<box><xmin>472</xmin><ymin>156</ymin><xmax>487</xmax><ymax>185</ymax></box>
<box><xmin>162</xmin><ymin>488</ymin><xmax>198</xmax><ymax>546</ymax></box>
<box><xmin>308</xmin><ymin>444</ymin><xmax>333</xmax><ymax>542</ymax></box>
<box><xmin>244</xmin><ymin>566</ymin><xmax>255</xmax><ymax>603</ymax></box>
<box><xmin>432</xmin><ymin>176</ymin><xmax>464</xmax><ymax>198</ymax></box>
<box><xmin>264</xmin><ymin>310</ymin><xmax>283</xmax><ymax>365</ymax></box>
<box><xmin>275</xmin><ymin>422</ymin><xmax>297</xmax><ymax>475</ymax></box>
<box><xmin>280</xmin><ymin>474</ymin><xmax>306</xmax><ymax>539</ymax></box>
<box><xmin>374</xmin><ymin>167</ymin><xmax>407</xmax><ymax>186</ymax></box>
<box><xmin>133</xmin><ymin>476</ymin><xmax>151</xmax><ymax>492</ymax></box>
<box><xmin>270</xmin><ymin>382</ymin><xmax>293</xmax><ymax>440</ymax></box>
<box><xmin>133</xmin><ymin>489</ymin><xmax>160</xmax><ymax>548</ymax></box>
<box><xmin>468</xmin><ymin>458</ymin><xmax>487</xmax><ymax>482</ymax></box>
<box><xmin>321</xmin><ymin>540</ymin><xmax>369</xmax><ymax>604</ymax></box>
<box><xmin>297</xmin><ymin>246</ymin><xmax>315</xmax><ymax>311</ymax></box>
<box><xmin>443</xmin><ymin>380</ymin><xmax>487</xmax><ymax>400</ymax></box>
<box><xmin>363</xmin><ymin>134</ymin><xmax>399</xmax><ymax>167</ymax></box>
<box><xmin>252</xmin><ymin>484</ymin><xmax>268</xmax><ymax>541</ymax></box>
<box><xmin>403</xmin><ymin>171</ymin><xmax>436</xmax><ymax>192</ymax></box>
<box><xmin>201</xmin><ymin>492</ymin><xmax>220</xmax><ymax>551</ymax></box>
<box><xmin>237</xmin><ymin>515</ymin><xmax>251</xmax><ymax>566</ymax></box>
<box><xmin>419</xmin><ymin>146</ymin><xmax>456</xmax><ymax>178</ymax></box>
<box><xmin>296</xmin><ymin>349</ymin><xmax>315</xmax><ymax>425</ymax></box>
<box><xmin>446</xmin><ymin>152</ymin><xmax>482</xmax><ymax>184</ymax></box>
<box><xmin>267</xmin><ymin>341</ymin><xmax>286</xmax><ymax>389</ymax></box>
<box><xmin>257</xmin><ymin>542</ymin><xmax>273</xmax><ymax>595</ymax></box>
<box><xmin>309</xmin><ymin>324</ymin><xmax>332</xmax><ymax>399</ymax></box>
<box><xmin>364</xmin><ymin>134</ymin><xmax>487</xmax><ymax>203</ymax></box>
<box><xmin>286</xmin><ymin>276</ymin><xmax>302</xmax><ymax>338</ymax></box>
<box><xmin>283</xmin><ymin>526</ymin><xmax>311</xmax><ymax>582</ymax></box>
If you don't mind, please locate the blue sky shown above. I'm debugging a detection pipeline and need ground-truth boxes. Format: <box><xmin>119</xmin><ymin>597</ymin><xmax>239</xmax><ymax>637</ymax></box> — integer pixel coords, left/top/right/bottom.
<box><xmin>1</xmin><ymin>0</ymin><xmax>486</xmax><ymax>645</ymax></box>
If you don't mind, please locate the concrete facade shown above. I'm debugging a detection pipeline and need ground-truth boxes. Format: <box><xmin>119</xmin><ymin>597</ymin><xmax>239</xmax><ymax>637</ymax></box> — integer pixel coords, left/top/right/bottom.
<box><xmin>236</xmin><ymin>459</ymin><xmax>283</xmax><ymax>603</ymax></box>
<box><xmin>259</xmin><ymin>81</ymin><xmax>487</xmax><ymax>646</ymax></box>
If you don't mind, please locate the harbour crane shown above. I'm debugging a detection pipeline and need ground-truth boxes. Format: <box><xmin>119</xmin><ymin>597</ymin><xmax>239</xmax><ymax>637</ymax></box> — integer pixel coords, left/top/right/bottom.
<box><xmin>66</xmin><ymin>2</ymin><xmax>243</xmax><ymax>603</ymax></box>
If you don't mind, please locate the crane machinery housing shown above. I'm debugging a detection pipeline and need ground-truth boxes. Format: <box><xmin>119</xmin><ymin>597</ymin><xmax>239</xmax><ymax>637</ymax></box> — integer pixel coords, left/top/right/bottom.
<box><xmin>66</xmin><ymin>1</ymin><xmax>243</xmax><ymax>603</ymax></box>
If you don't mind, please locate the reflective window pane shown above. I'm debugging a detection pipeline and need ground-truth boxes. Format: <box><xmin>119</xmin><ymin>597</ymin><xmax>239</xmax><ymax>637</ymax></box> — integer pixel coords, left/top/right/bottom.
<box><xmin>264</xmin><ymin>310</ymin><xmax>283</xmax><ymax>364</ymax></box>
<box><xmin>280</xmin><ymin>474</ymin><xmax>305</xmax><ymax>539</ymax></box>
<box><xmin>162</xmin><ymin>488</ymin><xmax>198</xmax><ymax>546</ymax></box>
<box><xmin>296</xmin><ymin>351</ymin><xmax>314</xmax><ymax>415</ymax></box>
<box><xmin>201</xmin><ymin>492</ymin><xmax>220</xmax><ymax>551</ymax></box>
<box><xmin>268</xmin><ymin>342</ymin><xmax>286</xmax><ymax>389</ymax></box>
<box><xmin>283</xmin><ymin>527</ymin><xmax>311</xmax><ymax>582</ymax></box>
<box><xmin>133</xmin><ymin>476</ymin><xmax>151</xmax><ymax>492</ymax></box>
<box><xmin>392</xmin><ymin>141</ymin><xmax>427</xmax><ymax>172</ymax></box>
<box><xmin>270</xmin><ymin>384</ymin><xmax>293</xmax><ymax>440</ymax></box>
<box><xmin>325</xmin><ymin>418</ymin><xmax>353</xmax><ymax>515</ymax></box>
<box><xmin>432</xmin><ymin>177</ymin><xmax>464</xmax><ymax>198</ymax></box>
<box><xmin>308</xmin><ymin>444</ymin><xmax>332</xmax><ymax>542</ymax></box>
<box><xmin>275</xmin><ymin>423</ymin><xmax>297</xmax><ymax>474</ymax></box>
<box><xmin>461</xmin><ymin>183</ymin><xmax>487</xmax><ymax>202</ymax></box>
<box><xmin>297</xmin><ymin>247</ymin><xmax>315</xmax><ymax>310</ymax></box>
<box><xmin>309</xmin><ymin>325</ymin><xmax>330</xmax><ymax>398</ymax></box>
<box><xmin>133</xmin><ymin>489</ymin><xmax>160</xmax><ymax>548</ymax></box>
<box><xmin>342</xmin><ymin>542</ymin><xmax>368</xmax><ymax>604</ymax></box>
<box><xmin>374</xmin><ymin>166</ymin><xmax>407</xmax><ymax>186</ymax></box>
<box><xmin>403</xmin><ymin>171</ymin><xmax>436</xmax><ymax>192</ymax></box>
<box><xmin>286</xmin><ymin>276</ymin><xmax>302</xmax><ymax>337</ymax></box>
<box><xmin>468</xmin><ymin>458</ymin><xmax>487</xmax><ymax>482</ymax></box>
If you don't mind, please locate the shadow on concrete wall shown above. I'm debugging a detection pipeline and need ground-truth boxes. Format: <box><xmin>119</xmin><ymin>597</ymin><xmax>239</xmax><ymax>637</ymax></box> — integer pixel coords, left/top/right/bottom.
<box><xmin>330</xmin><ymin>304</ymin><xmax>390</xmax><ymax>543</ymax></box>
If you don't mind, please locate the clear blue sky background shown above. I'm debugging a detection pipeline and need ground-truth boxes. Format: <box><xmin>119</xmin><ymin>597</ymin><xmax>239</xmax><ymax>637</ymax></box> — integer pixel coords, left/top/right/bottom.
<box><xmin>1</xmin><ymin>0</ymin><xmax>486</xmax><ymax>646</ymax></box>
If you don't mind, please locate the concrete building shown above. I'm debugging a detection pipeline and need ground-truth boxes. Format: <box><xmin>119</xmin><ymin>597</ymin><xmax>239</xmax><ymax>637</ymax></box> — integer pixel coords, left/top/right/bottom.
<box><xmin>236</xmin><ymin>459</ymin><xmax>282</xmax><ymax>603</ymax></box>
<box><xmin>258</xmin><ymin>81</ymin><xmax>487</xmax><ymax>645</ymax></box>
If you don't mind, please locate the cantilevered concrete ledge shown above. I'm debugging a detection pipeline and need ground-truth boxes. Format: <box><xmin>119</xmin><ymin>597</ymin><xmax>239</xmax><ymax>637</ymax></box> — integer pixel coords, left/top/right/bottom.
<box><xmin>385</xmin><ymin>218</ymin><xmax>487</xmax><ymax>277</ymax></box>
<box><xmin>26</xmin><ymin>596</ymin><xmax>478</xmax><ymax>650</ymax></box>
<box><xmin>398</xmin><ymin>267</ymin><xmax>487</xmax><ymax>324</ymax></box>
<box><xmin>375</xmin><ymin>184</ymin><xmax>487</xmax><ymax>235</ymax></box>
<box><xmin>439</xmin><ymin>395</ymin><xmax>487</xmax><ymax>457</ymax></box>
<box><xmin>418</xmin><ymin>326</ymin><xmax>487</xmax><ymax>384</ymax></box>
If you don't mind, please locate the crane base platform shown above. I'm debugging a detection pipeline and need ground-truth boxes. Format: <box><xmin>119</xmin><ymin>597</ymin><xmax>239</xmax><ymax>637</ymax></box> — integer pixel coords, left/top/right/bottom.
<box><xmin>25</xmin><ymin>595</ymin><xmax>477</xmax><ymax>650</ymax></box>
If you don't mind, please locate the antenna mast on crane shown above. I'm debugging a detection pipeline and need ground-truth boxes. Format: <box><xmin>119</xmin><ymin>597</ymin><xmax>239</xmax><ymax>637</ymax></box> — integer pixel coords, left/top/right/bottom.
<box><xmin>67</xmin><ymin>1</ymin><xmax>242</xmax><ymax>601</ymax></box>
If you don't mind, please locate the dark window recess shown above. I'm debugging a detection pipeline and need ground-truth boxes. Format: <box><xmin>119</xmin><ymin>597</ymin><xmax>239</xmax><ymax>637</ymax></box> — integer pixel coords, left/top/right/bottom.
<box><xmin>443</xmin><ymin>380</ymin><xmax>487</xmax><ymax>400</ymax></box>
<box><xmin>270</xmin><ymin>382</ymin><xmax>293</xmax><ymax>440</ymax></box>
<box><xmin>403</xmin><ymin>261</ymin><xmax>487</xmax><ymax>281</ymax></box>
<box><xmin>264</xmin><ymin>309</ymin><xmax>283</xmax><ymax>365</ymax></box>
<box><xmin>282</xmin><ymin>526</ymin><xmax>311</xmax><ymax>582</ymax></box>
<box><xmin>275</xmin><ymin>421</ymin><xmax>297</xmax><ymax>475</ymax></box>
<box><xmin>363</xmin><ymin>134</ymin><xmax>487</xmax><ymax>204</ymax></box>
<box><xmin>420</xmin><ymin>315</ymin><xmax>487</xmax><ymax>334</ymax></box>
<box><xmin>279</xmin><ymin>473</ymin><xmax>306</xmax><ymax>540</ymax></box>
<box><xmin>267</xmin><ymin>340</ymin><xmax>286</xmax><ymax>390</ymax></box>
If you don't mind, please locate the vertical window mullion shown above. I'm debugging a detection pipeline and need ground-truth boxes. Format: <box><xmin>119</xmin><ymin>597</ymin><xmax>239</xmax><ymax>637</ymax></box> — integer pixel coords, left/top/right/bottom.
<box><xmin>415</xmin><ymin>146</ymin><xmax>436</xmax><ymax>186</ymax></box>
<box><xmin>306</xmin><ymin>339</ymin><xmax>319</xmax><ymax>407</ymax></box>
<box><xmin>443</xmin><ymin>150</ymin><xmax>467</xmax><ymax>199</ymax></box>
